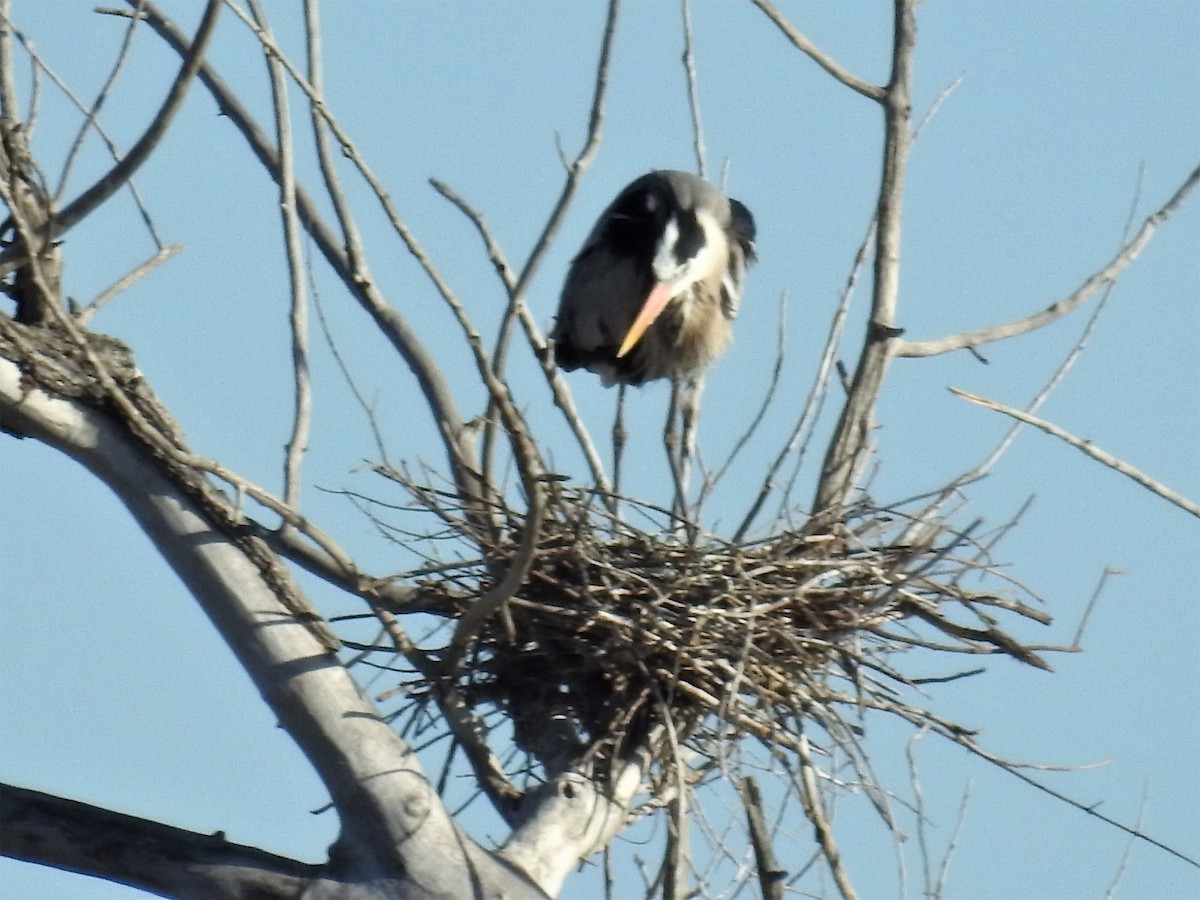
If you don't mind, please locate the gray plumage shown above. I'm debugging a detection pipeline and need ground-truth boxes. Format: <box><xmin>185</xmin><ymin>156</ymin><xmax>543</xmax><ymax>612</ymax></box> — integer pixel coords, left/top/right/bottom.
<box><xmin>552</xmin><ymin>170</ymin><xmax>756</xmax><ymax>386</ymax></box>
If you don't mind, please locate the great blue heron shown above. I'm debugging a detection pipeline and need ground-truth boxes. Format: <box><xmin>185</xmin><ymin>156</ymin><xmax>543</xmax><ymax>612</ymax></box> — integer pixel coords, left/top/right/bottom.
<box><xmin>551</xmin><ymin>170</ymin><xmax>756</xmax><ymax>386</ymax></box>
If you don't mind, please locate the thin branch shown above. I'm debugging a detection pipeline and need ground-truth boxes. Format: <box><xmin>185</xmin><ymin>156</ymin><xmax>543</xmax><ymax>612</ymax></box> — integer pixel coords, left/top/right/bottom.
<box><xmin>106</xmin><ymin>1</ymin><xmax>483</xmax><ymax>512</ymax></box>
<box><xmin>659</xmin><ymin>693</ymin><xmax>690</xmax><ymax>900</ymax></box>
<box><xmin>448</xmin><ymin>482</ymin><xmax>544</xmax><ymax>659</ymax></box>
<box><xmin>250</xmin><ymin>0</ymin><xmax>310</xmax><ymax>511</ymax></box>
<box><xmin>0</xmin><ymin>9</ymin><xmax>164</xmax><ymax>249</ymax></box>
<box><xmin>427</xmin><ymin>177</ymin><xmax>610</xmax><ymax>496</ymax></box>
<box><xmin>221</xmin><ymin>0</ymin><xmax>523</xmax><ymax>528</ymax></box>
<box><xmin>428</xmin><ymin>178</ymin><xmax>517</xmax><ymax>294</ymax></box>
<box><xmin>1102</xmin><ymin>784</ymin><xmax>1148</xmax><ymax>900</ymax></box>
<box><xmin>506</xmin><ymin>0</ymin><xmax>618</xmax><ymax>331</ymax></box>
<box><xmin>932</xmin><ymin>780</ymin><xmax>971</xmax><ymax>899</ymax></box>
<box><xmin>903</xmin><ymin>164</ymin><xmax>1145</xmax><ymax>541</ymax></box>
<box><xmin>0</xmin><ymin>0</ymin><xmax>221</xmax><ymax>274</ymax></box>
<box><xmin>20</xmin><ymin>27</ymin><xmax>38</xmax><ymax>130</ymax></box>
<box><xmin>4</xmin><ymin>185</ymin><xmax>361</xmax><ymax>592</ymax></box>
<box><xmin>894</xmin><ymin>162</ymin><xmax>1200</xmax><ymax>358</ymax></box>
<box><xmin>1070</xmin><ymin>567</ymin><xmax>1123</xmax><ymax>650</ymax></box>
<box><xmin>368</xmin><ymin>618</ymin><xmax>523</xmax><ymax>820</ymax></box>
<box><xmin>54</xmin><ymin>0</ymin><xmax>145</xmax><ymax>202</ymax></box>
<box><xmin>487</xmin><ymin>0</ymin><xmax>620</xmax><ymax>498</ymax></box>
<box><xmin>987</xmin><ymin>749</ymin><xmax>1198</xmax><ymax>870</ymax></box>
<box><xmin>0</xmin><ymin>0</ymin><xmax>18</xmax><ymax>120</ymax></box>
<box><xmin>301</xmin><ymin>0</ymin><xmax>369</xmax><ymax>296</ymax></box>
<box><xmin>703</xmin><ymin>290</ymin><xmax>786</xmax><ymax>505</ymax></box>
<box><xmin>75</xmin><ymin>243</ymin><xmax>183</xmax><ymax>326</ymax></box>
<box><xmin>680</xmin><ymin>0</ymin><xmax>706</xmax><ymax>179</ymax></box>
<box><xmin>750</xmin><ymin>0</ymin><xmax>885</xmax><ymax>102</ymax></box>
<box><xmin>906</xmin><ymin>727</ymin><xmax>934</xmax><ymax>896</ymax></box>
<box><xmin>797</xmin><ymin>729</ymin><xmax>858</xmax><ymax>900</ymax></box>
<box><xmin>734</xmin><ymin>214</ymin><xmax>873</xmax><ymax>543</ymax></box>
<box><xmin>950</xmin><ymin>387</ymin><xmax>1200</xmax><ymax>519</ymax></box>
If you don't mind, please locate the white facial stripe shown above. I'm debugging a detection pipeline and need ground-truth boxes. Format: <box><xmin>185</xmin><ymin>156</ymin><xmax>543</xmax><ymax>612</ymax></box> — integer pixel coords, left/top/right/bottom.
<box><xmin>651</xmin><ymin>216</ymin><xmax>681</xmax><ymax>283</ymax></box>
<box><xmin>651</xmin><ymin>210</ymin><xmax>725</xmax><ymax>292</ymax></box>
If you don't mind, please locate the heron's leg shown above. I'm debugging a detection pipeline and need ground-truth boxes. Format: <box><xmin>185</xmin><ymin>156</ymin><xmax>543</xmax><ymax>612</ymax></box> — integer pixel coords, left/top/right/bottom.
<box><xmin>664</xmin><ymin>380</ymin><xmax>692</xmax><ymax>533</ymax></box>
<box><xmin>678</xmin><ymin>376</ymin><xmax>705</xmax><ymax>542</ymax></box>
<box><xmin>612</xmin><ymin>385</ymin><xmax>628</xmax><ymax>511</ymax></box>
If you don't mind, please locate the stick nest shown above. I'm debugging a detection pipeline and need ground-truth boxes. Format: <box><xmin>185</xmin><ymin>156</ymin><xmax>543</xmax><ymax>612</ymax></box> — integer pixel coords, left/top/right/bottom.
<box><xmin>405</xmin><ymin>492</ymin><xmax>1054</xmax><ymax>780</ymax></box>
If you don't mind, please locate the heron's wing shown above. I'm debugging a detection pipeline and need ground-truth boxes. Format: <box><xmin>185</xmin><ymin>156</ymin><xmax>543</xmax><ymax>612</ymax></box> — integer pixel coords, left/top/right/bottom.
<box><xmin>554</xmin><ymin>246</ymin><xmax>651</xmax><ymax>353</ymax></box>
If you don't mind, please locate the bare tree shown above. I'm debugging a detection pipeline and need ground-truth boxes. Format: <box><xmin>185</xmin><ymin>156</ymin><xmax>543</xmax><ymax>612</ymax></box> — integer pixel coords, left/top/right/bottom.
<box><xmin>1</xmin><ymin>2</ymin><xmax>1196</xmax><ymax>898</ymax></box>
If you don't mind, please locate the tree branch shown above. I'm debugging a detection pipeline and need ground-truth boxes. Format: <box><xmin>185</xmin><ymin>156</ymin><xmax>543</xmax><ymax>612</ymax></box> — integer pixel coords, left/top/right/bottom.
<box><xmin>738</xmin><ymin>776</ymin><xmax>786</xmax><ymax>900</ymax></box>
<box><xmin>812</xmin><ymin>0</ymin><xmax>915</xmax><ymax>517</ymax></box>
<box><xmin>680</xmin><ymin>0</ymin><xmax>707</xmax><ymax>179</ymax></box>
<box><xmin>250</xmin><ymin>0</ymin><xmax>311</xmax><ymax>512</ymax></box>
<box><xmin>0</xmin><ymin>0</ymin><xmax>220</xmax><ymax>276</ymax></box>
<box><xmin>0</xmin><ymin>782</ymin><xmax>319</xmax><ymax>900</ymax></box>
<box><xmin>107</xmin><ymin>0</ymin><xmax>486</xmax><ymax>517</ymax></box>
<box><xmin>750</xmin><ymin>0</ymin><xmax>885</xmax><ymax>102</ymax></box>
<box><xmin>503</xmin><ymin>760</ymin><xmax>643</xmax><ymax>898</ymax></box>
<box><xmin>0</xmin><ymin>7</ymin><xmax>165</xmax><ymax>249</ymax></box>
<box><xmin>895</xmin><ymin>162</ymin><xmax>1200</xmax><ymax>358</ymax></box>
<box><xmin>949</xmin><ymin>387</ymin><xmax>1200</xmax><ymax>519</ymax></box>
<box><xmin>75</xmin><ymin>243</ymin><xmax>183</xmax><ymax>325</ymax></box>
<box><xmin>0</xmin><ymin>347</ymin><xmax>537</xmax><ymax>894</ymax></box>
<box><xmin>797</xmin><ymin>730</ymin><xmax>858</xmax><ymax>900</ymax></box>
<box><xmin>486</xmin><ymin>0</ymin><xmax>620</xmax><ymax>500</ymax></box>
<box><xmin>0</xmin><ymin>0</ymin><xmax>20</xmax><ymax>120</ymax></box>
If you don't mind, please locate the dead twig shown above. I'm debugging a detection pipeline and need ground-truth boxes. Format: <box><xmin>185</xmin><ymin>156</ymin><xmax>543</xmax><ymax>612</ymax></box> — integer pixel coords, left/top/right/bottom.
<box><xmin>250</xmin><ymin>0</ymin><xmax>311</xmax><ymax>512</ymax></box>
<box><xmin>0</xmin><ymin>0</ymin><xmax>220</xmax><ymax>276</ymax></box>
<box><xmin>750</xmin><ymin>0</ymin><xmax>884</xmax><ymax>102</ymax></box>
<box><xmin>895</xmin><ymin>162</ymin><xmax>1200</xmax><ymax>359</ymax></box>
<box><xmin>950</xmin><ymin>388</ymin><xmax>1200</xmax><ymax>519</ymax></box>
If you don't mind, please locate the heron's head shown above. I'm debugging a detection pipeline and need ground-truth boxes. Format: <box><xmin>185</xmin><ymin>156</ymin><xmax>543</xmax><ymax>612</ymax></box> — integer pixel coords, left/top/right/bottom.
<box><xmin>611</xmin><ymin>171</ymin><xmax>754</xmax><ymax>358</ymax></box>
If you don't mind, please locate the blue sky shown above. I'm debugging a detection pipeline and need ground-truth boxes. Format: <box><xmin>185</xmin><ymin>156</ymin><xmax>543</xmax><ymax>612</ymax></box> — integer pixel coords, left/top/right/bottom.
<box><xmin>1</xmin><ymin>2</ymin><xmax>1197</xmax><ymax>898</ymax></box>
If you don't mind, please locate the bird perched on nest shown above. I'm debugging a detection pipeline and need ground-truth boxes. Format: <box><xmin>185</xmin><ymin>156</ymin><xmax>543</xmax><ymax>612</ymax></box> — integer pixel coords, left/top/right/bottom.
<box><xmin>551</xmin><ymin>170</ymin><xmax>756</xmax><ymax>386</ymax></box>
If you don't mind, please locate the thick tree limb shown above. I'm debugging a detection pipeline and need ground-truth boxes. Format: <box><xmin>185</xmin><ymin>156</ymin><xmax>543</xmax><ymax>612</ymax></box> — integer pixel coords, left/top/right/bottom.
<box><xmin>0</xmin><ymin>346</ymin><xmax>542</xmax><ymax>897</ymax></box>
<box><xmin>0</xmin><ymin>783</ymin><xmax>319</xmax><ymax>900</ymax></box>
<box><xmin>503</xmin><ymin>761</ymin><xmax>643</xmax><ymax>898</ymax></box>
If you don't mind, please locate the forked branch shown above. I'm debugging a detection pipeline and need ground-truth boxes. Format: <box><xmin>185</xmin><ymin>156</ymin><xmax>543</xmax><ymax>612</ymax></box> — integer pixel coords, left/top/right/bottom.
<box><xmin>751</xmin><ymin>0</ymin><xmax>885</xmax><ymax>102</ymax></box>
<box><xmin>108</xmin><ymin>0</ymin><xmax>486</xmax><ymax>516</ymax></box>
<box><xmin>895</xmin><ymin>162</ymin><xmax>1200</xmax><ymax>358</ymax></box>
<box><xmin>950</xmin><ymin>388</ymin><xmax>1200</xmax><ymax>519</ymax></box>
<box><xmin>812</xmin><ymin>0</ymin><xmax>915</xmax><ymax>518</ymax></box>
<box><xmin>0</xmin><ymin>0</ymin><xmax>220</xmax><ymax>276</ymax></box>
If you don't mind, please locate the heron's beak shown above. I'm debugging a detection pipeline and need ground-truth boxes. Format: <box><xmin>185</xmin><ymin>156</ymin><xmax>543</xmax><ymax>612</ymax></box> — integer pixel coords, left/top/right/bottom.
<box><xmin>616</xmin><ymin>282</ymin><xmax>673</xmax><ymax>358</ymax></box>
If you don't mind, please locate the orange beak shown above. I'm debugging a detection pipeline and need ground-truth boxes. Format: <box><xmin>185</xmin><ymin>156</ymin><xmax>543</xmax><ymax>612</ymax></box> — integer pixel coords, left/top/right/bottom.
<box><xmin>616</xmin><ymin>282</ymin><xmax>673</xmax><ymax>358</ymax></box>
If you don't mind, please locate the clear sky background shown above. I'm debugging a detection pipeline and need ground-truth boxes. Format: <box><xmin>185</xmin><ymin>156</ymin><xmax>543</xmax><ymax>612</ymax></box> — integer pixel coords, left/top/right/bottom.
<box><xmin>1</xmin><ymin>2</ymin><xmax>1197</xmax><ymax>898</ymax></box>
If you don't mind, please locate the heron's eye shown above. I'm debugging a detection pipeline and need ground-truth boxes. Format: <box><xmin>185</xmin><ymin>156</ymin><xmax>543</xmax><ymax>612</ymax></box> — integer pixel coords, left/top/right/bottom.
<box><xmin>612</xmin><ymin>187</ymin><xmax>661</xmax><ymax>221</ymax></box>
